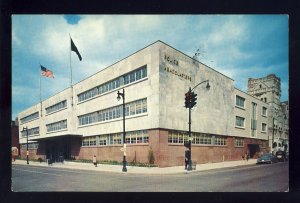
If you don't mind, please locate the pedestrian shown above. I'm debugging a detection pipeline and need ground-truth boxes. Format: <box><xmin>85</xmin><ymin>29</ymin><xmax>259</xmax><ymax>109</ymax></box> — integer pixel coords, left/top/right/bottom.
<box><xmin>185</xmin><ymin>148</ymin><xmax>189</xmax><ymax>170</ymax></box>
<box><xmin>93</xmin><ymin>155</ymin><xmax>97</xmax><ymax>167</ymax></box>
<box><xmin>246</xmin><ymin>152</ymin><xmax>250</xmax><ymax>161</ymax></box>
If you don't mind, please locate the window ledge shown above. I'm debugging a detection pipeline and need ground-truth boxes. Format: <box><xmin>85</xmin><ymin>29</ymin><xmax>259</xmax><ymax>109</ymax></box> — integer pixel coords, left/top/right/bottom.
<box><xmin>235</xmin><ymin>105</ymin><xmax>245</xmax><ymax>110</ymax></box>
<box><xmin>46</xmin><ymin>129</ymin><xmax>68</xmax><ymax>134</ymax></box>
<box><xmin>235</xmin><ymin>126</ymin><xmax>245</xmax><ymax>129</ymax></box>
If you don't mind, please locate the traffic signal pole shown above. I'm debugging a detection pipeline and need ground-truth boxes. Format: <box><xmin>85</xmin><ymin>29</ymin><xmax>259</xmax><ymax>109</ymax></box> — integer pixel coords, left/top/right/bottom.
<box><xmin>184</xmin><ymin>80</ymin><xmax>210</xmax><ymax>172</ymax></box>
<box><xmin>188</xmin><ymin>94</ymin><xmax>192</xmax><ymax>171</ymax></box>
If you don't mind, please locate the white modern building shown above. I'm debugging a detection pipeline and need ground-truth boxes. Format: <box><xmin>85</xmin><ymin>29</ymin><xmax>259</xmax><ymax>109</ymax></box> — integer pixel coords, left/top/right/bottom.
<box><xmin>18</xmin><ymin>40</ymin><xmax>271</xmax><ymax>167</ymax></box>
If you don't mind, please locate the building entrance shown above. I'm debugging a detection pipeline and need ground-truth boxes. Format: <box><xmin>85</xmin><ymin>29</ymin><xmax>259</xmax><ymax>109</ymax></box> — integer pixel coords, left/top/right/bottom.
<box><xmin>45</xmin><ymin>137</ymin><xmax>71</xmax><ymax>162</ymax></box>
<box><xmin>247</xmin><ymin>144</ymin><xmax>260</xmax><ymax>158</ymax></box>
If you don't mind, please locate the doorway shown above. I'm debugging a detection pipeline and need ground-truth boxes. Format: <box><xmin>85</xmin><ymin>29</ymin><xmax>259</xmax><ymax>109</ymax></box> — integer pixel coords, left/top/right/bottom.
<box><xmin>247</xmin><ymin>144</ymin><xmax>260</xmax><ymax>158</ymax></box>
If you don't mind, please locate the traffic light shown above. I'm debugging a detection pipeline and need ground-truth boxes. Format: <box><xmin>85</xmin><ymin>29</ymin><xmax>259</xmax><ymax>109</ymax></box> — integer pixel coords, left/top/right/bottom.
<box><xmin>185</xmin><ymin>90</ymin><xmax>191</xmax><ymax>108</ymax></box>
<box><xmin>190</xmin><ymin>92</ymin><xmax>197</xmax><ymax>108</ymax></box>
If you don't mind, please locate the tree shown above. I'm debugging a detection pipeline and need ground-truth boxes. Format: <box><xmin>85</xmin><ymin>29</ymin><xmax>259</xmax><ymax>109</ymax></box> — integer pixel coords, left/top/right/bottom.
<box><xmin>148</xmin><ymin>147</ymin><xmax>155</xmax><ymax>164</ymax></box>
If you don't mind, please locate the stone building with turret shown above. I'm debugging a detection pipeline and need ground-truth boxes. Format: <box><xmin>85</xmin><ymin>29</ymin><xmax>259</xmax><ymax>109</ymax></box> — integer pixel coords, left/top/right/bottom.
<box><xmin>247</xmin><ymin>74</ymin><xmax>289</xmax><ymax>154</ymax></box>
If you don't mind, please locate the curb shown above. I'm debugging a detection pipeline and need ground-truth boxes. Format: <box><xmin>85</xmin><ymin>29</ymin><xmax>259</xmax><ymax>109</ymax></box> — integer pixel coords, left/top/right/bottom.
<box><xmin>12</xmin><ymin>159</ymin><xmax>257</xmax><ymax>175</ymax></box>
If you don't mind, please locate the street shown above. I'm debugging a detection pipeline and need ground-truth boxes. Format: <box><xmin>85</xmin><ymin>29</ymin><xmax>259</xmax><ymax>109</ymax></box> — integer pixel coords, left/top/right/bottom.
<box><xmin>12</xmin><ymin>162</ymin><xmax>289</xmax><ymax>192</ymax></box>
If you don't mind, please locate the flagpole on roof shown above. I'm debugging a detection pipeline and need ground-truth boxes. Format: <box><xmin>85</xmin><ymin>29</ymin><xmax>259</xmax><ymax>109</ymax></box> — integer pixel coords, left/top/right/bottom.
<box><xmin>69</xmin><ymin>34</ymin><xmax>73</xmax><ymax>87</ymax></box>
<box><xmin>69</xmin><ymin>34</ymin><xmax>73</xmax><ymax>107</ymax></box>
<box><xmin>39</xmin><ymin>63</ymin><xmax>43</xmax><ymax>117</ymax></box>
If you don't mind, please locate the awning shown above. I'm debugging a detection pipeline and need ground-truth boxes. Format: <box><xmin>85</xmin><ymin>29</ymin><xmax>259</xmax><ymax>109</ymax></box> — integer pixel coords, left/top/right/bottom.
<box><xmin>30</xmin><ymin>134</ymin><xmax>82</xmax><ymax>141</ymax></box>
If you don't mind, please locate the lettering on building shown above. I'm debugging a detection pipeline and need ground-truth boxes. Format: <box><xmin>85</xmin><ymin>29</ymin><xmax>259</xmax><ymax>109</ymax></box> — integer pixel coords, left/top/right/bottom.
<box><xmin>164</xmin><ymin>66</ymin><xmax>191</xmax><ymax>82</ymax></box>
<box><xmin>164</xmin><ymin>54</ymin><xmax>179</xmax><ymax>66</ymax></box>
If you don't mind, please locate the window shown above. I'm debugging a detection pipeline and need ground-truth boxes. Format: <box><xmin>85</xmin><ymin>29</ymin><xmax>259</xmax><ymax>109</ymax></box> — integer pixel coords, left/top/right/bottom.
<box><xmin>20</xmin><ymin>112</ymin><xmax>39</xmax><ymax>123</ymax></box>
<box><xmin>129</xmin><ymin>103</ymin><xmax>136</xmax><ymax>116</ymax></box>
<box><xmin>236</xmin><ymin>116</ymin><xmax>245</xmax><ymax>128</ymax></box>
<box><xmin>214</xmin><ymin>136</ymin><xmax>227</xmax><ymax>146</ymax></box>
<box><xmin>125</xmin><ymin>130</ymin><xmax>149</xmax><ymax>144</ymax></box>
<box><xmin>262</xmin><ymin>107</ymin><xmax>267</xmax><ymax>116</ymax></box>
<box><xmin>81</xmin><ymin>136</ymin><xmax>97</xmax><ymax>146</ymax></box>
<box><xmin>136</xmin><ymin>100</ymin><xmax>142</xmax><ymax>114</ymax></box>
<box><xmin>78</xmin><ymin>65</ymin><xmax>148</xmax><ymax>103</ymax></box>
<box><xmin>78</xmin><ymin>99</ymin><xmax>147</xmax><ymax>126</ymax></box>
<box><xmin>168</xmin><ymin>131</ymin><xmax>181</xmax><ymax>144</ymax></box>
<box><xmin>99</xmin><ymin>136</ymin><xmax>107</xmax><ymax>146</ymax></box>
<box><xmin>142</xmin><ymin>99</ymin><xmax>147</xmax><ymax>113</ymax></box>
<box><xmin>21</xmin><ymin>143</ymin><xmax>39</xmax><ymax>149</ymax></box>
<box><xmin>46</xmin><ymin>120</ymin><xmax>67</xmax><ymax>132</ymax></box>
<box><xmin>21</xmin><ymin>127</ymin><xmax>40</xmax><ymax>137</ymax></box>
<box><xmin>251</xmin><ymin>102</ymin><xmax>257</xmax><ymax>137</ymax></box>
<box><xmin>236</xmin><ymin>95</ymin><xmax>245</xmax><ymax>108</ymax></box>
<box><xmin>262</xmin><ymin>123</ymin><xmax>267</xmax><ymax>132</ymax></box>
<box><xmin>234</xmin><ymin>138</ymin><xmax>244</xmax><ymax>147</ymax></box>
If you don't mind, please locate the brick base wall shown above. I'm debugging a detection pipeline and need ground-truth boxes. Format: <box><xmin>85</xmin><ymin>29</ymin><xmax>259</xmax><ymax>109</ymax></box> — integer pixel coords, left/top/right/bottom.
<box><xmin>20</xmin><ymin>129</ymin><xmax>269</xmax><ymax>167</ymax></box>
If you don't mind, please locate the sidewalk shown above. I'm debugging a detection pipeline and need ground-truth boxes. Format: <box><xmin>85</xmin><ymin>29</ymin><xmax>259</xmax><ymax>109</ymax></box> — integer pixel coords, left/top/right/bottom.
<box><xmin>12</xmin><ymin>159</ymin><xmax>257</xmax><ymax>175</ymax></box>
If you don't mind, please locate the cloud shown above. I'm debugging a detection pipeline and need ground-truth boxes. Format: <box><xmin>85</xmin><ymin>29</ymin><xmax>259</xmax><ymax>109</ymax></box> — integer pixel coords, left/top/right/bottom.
<box><xmin>12</xmin><ymin>15</ymin><xmax>289</xmax><ymax>119</ymax></box>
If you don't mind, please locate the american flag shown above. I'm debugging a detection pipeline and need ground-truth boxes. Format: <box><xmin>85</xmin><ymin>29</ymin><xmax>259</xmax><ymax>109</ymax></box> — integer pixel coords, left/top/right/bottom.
<box><xmin>40</xmin><ymin>65</ymin><xmax>54</xmax><ymax>78</ymax></box>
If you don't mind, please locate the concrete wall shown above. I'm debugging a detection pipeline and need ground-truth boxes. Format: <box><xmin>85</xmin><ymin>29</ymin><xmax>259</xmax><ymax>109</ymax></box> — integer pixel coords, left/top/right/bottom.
<box><xmin>158</xmin><ymin>42</ymin><xmax>235</xmax><ymax>136</ymax></box>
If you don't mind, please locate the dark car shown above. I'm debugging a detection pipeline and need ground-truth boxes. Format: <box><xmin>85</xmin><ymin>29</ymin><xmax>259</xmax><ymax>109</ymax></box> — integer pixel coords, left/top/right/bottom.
<box><xmin>257</xmin><ymin>153</ymin><xmax>278</xmax><ymax>164</ymax></box>
<box><xmin>276</xmin><ymin>151</ymin><xmax>287</xmax><ymax>162</ymax></box>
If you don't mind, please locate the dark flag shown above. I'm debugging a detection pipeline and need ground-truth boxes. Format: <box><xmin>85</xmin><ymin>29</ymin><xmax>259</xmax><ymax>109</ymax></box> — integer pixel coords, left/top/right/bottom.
<box><xmin>71</xmin><ymin>38</ymin><xmax>82</xmax><ymax>61</ymax></box>
<box><xmin>40</xmin><ymin>65</ymin><xmax>54</xmax><ymax>78</ymax></box>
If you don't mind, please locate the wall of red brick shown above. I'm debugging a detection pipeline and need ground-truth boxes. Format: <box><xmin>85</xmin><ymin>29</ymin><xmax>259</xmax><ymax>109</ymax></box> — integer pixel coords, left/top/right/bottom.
<box><xmin>11</xmin><ymin>125</ymin><xmax>19</xmax><ymax>149</ymax></box>
<box><xmin>78</xmin><ymin>144</ymin><xmax>151</xmax><ymax>163</ymax></box>
<box><xmin>20</xmin><ymin>149</ymin><xmax>43</xmax><ymax>160</ymax></box>
<box><xmin>19</xmin><ymin>129</ymin><xmax>269</xmax><ymax>167</ymax></box>
<box><xmin>152</xmin><ymin>129</ymin><xmax>270</xmax><ymax>167</ymax></box>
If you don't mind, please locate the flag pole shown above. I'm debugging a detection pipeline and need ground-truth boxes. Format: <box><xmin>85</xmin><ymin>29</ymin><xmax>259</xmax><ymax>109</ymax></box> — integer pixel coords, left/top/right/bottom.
<box><xmin>69</xmin><ymin>34</ymin><xmax>72</xmax><ymax>87</ymax></box>
<box><xmin>69</xmin><ymin>34</ymin><xmax>74</xmax><ymax>107</ymax></box>
<box><xmin>39</xmin><ymin>64</ymin><xmax>43</xmax><ymax>117</ymax></box>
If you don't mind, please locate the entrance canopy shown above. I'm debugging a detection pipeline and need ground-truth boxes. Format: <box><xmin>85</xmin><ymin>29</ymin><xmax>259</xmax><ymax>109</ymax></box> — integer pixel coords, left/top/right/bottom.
<box><xmin>30</xmin><ymin>134</ymin><xmax>82</xmax><ymax>141</ymax></box>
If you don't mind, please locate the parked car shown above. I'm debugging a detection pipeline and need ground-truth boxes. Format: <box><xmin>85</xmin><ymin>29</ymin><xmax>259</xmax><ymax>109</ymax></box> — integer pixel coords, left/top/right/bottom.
<box><xmin>276</xmin><ymin>151</ymin><xmax>287</xmax><ymax>162</ymax></box>
<box><xmin>257</xmin><ymin>153</ymin><xmax>278</xmax><ymax>164</ymax></box>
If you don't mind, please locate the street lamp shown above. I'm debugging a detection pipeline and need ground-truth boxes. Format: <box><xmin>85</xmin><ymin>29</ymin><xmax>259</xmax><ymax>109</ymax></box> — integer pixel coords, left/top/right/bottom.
<box><xmin>272</xmin><ymin>108</ymin><xmax>278</xmax><ymax>152</ymax></box>
<box><xmin>22</xmin><ymin>127</ymin><xmax>29</xmax><ymax>164</ymax></box>
<box><xmin>186</xmin><ymin>80</ymin><xmax>210</xmax><ymax>171</ymax></box>
<box><xmin>117</xmin><ymin>88</ymin><xmax>127</xmax><ymax>172</ymax></box>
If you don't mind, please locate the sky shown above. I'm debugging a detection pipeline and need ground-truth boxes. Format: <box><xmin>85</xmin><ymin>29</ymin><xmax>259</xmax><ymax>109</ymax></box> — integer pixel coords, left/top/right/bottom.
<box><xmin>12</xmin><ymin>15</ymin><xmax>289</xmax><ymax>120</ymax></box>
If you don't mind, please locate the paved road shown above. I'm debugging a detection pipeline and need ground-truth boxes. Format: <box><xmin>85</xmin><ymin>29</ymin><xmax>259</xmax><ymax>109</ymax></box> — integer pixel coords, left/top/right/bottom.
<box><xmin>12</xmin><ymin>162</ymin><xmax>288</xmax><ymax>192</ymax></box>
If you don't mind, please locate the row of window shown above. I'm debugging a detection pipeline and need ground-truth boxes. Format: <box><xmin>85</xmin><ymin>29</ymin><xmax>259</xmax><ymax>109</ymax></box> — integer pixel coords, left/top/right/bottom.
<box><xmin>21</xmin><ymin>127</ymin><xmax>39</xmax><ymax>137</ymax></box>
<box><xmin>81</xmin><ymin>130</ymin><xmax>149</xmax><ymax>146</ymax></box>
<box><xmin>20</xmin><ymin>112</ymin><xmax>39</xmax><ymax>124</ymax></box>
<box><xmin>78</xmin><ymin>98</ymin><xmax>147</xmax><ymax>126</ymax></box>
<box><xmin>235</xmin><ymin>95</ymin><xmax>267</xmax><ymax>116</ymax></box>
<box><xmin>46</xmin><ymin>120</ymin><xmax>67</xmax><ymax>132</ymax></box>
<box><xmin>78</xmin><ymin>65</ymin><xmax>147</xmax><ymax>103</ymax></box>
<box><xmin>168</xmin><ymin>131</ymin><xmax>227</xmax><ymax>146</ymax></box>
<box><xmin>20</xmin><ymin>143</ymin><xmax>39</xmax><ymax>149</ymax></box>
<box><xmin>235</xmin><ymin>116</ymin><xmax>267</xmax><ymax>132</ymax></box>
<box><xmin>46</xmin><ymin>100</ymin><xmax>67</xmax><ymax>114</ymax></box>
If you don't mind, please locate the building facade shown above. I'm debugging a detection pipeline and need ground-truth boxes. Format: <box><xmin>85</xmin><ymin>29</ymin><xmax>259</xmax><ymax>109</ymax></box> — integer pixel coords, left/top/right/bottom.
<box><xmin>18</xmin><ymin>41</ymin><xmax>270</xmax><ymax>167</ymax></box>
<box><xmin>247</xmin><ymin>74</ymin><xmax>289</xmax><ymax>153</ymax></box>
